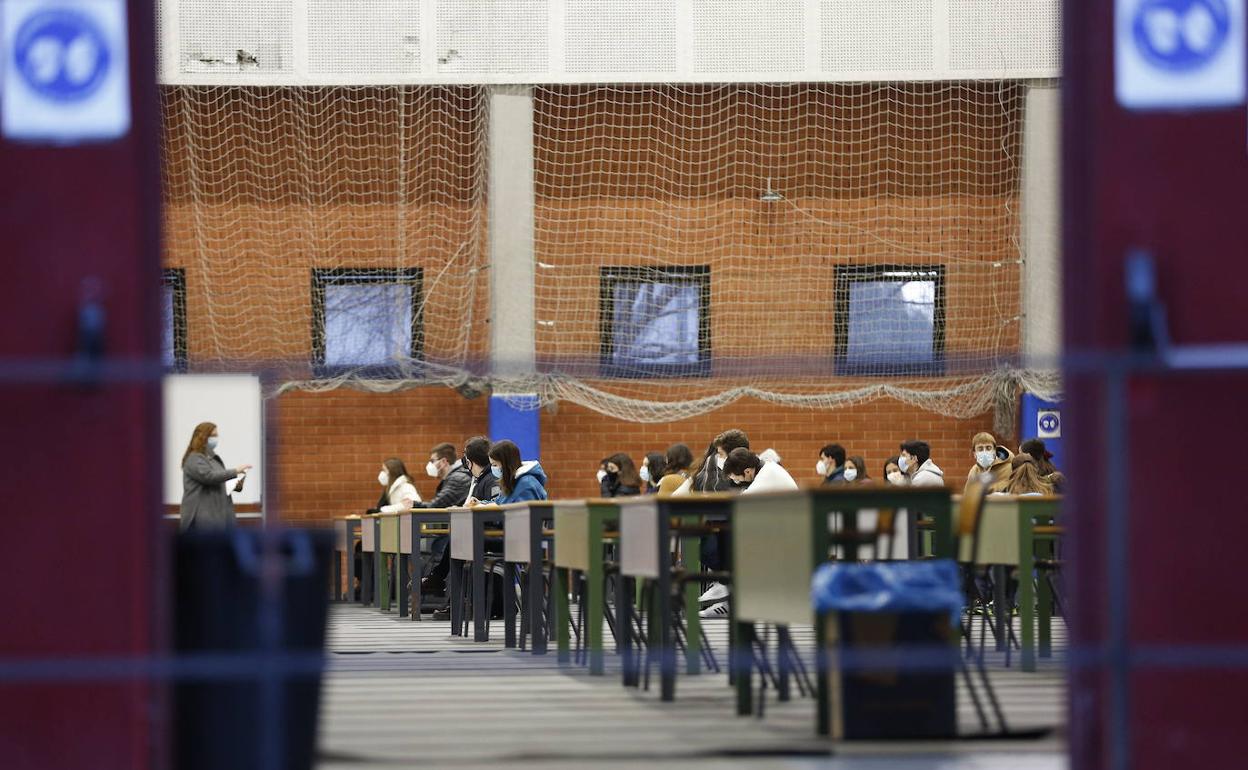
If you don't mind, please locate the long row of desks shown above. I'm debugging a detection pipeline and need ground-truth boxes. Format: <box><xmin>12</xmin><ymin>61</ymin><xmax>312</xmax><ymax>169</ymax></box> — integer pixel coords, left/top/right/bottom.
<box><xmin>333</xmin><ymin>487</ymin><xmax>1063</xmax><ymax>734</ymax></box>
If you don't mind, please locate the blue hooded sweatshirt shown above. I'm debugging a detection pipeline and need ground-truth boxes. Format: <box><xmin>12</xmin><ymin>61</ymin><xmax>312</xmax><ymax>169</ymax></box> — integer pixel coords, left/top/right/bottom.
<box><xmin>493</xmin><ymin>461</ymin><xmax>549</xmax><ymax>504</ymax></box>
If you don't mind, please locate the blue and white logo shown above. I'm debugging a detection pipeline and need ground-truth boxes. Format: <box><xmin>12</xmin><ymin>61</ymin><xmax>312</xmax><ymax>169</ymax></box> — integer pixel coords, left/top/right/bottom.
<box><xmin>2</xmin><ymin>0</ymin><xmax>130</xmax><ymax>143</ymax></box>
<box><xmin>1116</xmin><ymin>0</ymin><xmax>1246</xmax><ymax>109</ymax></box>
<box><xmin>1037</xmin><ymin>411</ymin><xmax>1061</xmax><ymax>439</ymax></box>
<box><xmin>1133</xmin><ymin>0</ymin><xmax>1231</xmax><ymax>71</ymax></box>
<box><xmin>13</xmin><ymin>8</ymin><xmax>111</xmax><ymax>102</ymax></box>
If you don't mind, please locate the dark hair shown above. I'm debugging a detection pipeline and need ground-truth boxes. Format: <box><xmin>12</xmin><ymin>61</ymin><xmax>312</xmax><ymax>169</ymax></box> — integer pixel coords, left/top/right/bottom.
<box><xmin>1019</xmin><ymin>439</ymin><xmax>1058</xmax><ymax>475</ymax></box>
<box><xmin>605</xmin><ymin>452</ymin><xmax>642</xmax><ymax>488</ymax></box>
<box><xmin>488</xmin><ymin>440</ymin><xmax>522</xmax><ymax>496</ymax></box>
<box><xmin>463</xmin><ymin>436</ymin><xmax>491</xmax><ymax>470</ymax></box>
<box><xmin>884</xmin><ymin>456</ymin><xmax>901</xmax><ymax>477</ymax></box>
<box><xmin>846</xmin><ymin>455</ymin><xmax>870</xmax><ymax>481</ymax></box>
<box><xmin>377</xmin><ymin>457</ymin><xmax>411</xmax><ymax>508</ymax></box>
<box><xmin>644</xmin><ymin>452</ymin><xmax>666</xmax><ymax>485</ymax></box>
<box><xmin>664</xmin><ymin>442</ymin><xmax>693</xmax><ymax>474</ymax></box>
<box><xmin>715</xmin><ymin>429</ymin><xmax>750</xmax><ymax>453</ymax></box>
<box><xmin>723</xmin><ymin>447</ymin><xmax>761</xmax><ymax>476</ymax></box>
<box><xmin>819</xmin><ymin>443</ymin><xmax>846</xmax><ymax>467</ymax></box>
<box><xmin>689</xmin><ymin>440</ymin><xmax>719</xmax><ymax>491</ymax></box>
<box><xmin>430</xmin><ymin>442</ymin><xmax>457</xmax><ymax>464</ymax></box>
<box><xmin>899</xmin><ymin>440</ymin><xmax>931</xmax><ymax>466</ymax></box>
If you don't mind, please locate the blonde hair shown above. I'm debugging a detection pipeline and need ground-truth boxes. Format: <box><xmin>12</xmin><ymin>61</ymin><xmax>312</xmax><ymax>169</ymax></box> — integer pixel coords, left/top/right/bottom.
<box><xmin>972</xmin><ymin>432</ymin><xmax>996</xmax><ymax>447</ymax></box>
<box><xmin>993</xmin><ymin>456</ymin><xmax>1054</xmax><ymax>496</ymax></box>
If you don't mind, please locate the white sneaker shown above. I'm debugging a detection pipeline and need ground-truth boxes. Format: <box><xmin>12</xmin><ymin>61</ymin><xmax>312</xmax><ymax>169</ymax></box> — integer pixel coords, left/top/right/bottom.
<box><xmin>698</xmin><ymin>581</ymin><xmax>730</xmax><ymax>603</ymax></box>
<box><xmin>699</xmin><ymin>601</ymin><xmax>730</xmax><ymax>618</ymax></box>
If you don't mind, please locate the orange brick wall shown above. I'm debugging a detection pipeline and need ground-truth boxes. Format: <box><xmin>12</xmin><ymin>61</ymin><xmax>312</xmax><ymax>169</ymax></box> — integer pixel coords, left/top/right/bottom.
<box><xmin>270</xmin><ymin>385</ymin><xmax>996</xmax><ymax>526</ymax></box>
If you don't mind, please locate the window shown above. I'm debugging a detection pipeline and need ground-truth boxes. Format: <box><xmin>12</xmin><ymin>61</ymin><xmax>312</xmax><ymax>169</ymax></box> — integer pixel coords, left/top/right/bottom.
<box><xmin>162</xmin><ymin>268</ymin><xmax>187</xmax><ymax>371</ymax></box>
<box><xmin>834</xmin><ymin>265</ymin><xmax>946</xmax><ymax>375</ymax></box>
<box><xmin>311</xmin><ymin>268</ymin><xmax>424</xmax><ymax>375</ymax></box>
<box><xmin>599</xmin><ymin>266</ymin><xmax>711</xmax><ymax>378</ymax></box>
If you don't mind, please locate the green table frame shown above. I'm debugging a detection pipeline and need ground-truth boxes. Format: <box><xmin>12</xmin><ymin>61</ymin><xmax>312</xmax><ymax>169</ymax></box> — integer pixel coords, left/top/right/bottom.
<box><xmin>730</xmin><ymin>486</ymin><xmax>954</xmax><ymax>735</ymax></box>
<box><xmin>553</xmin><ymin>499</ymin><xmax>619</xmax><ymax>674</ymax></box>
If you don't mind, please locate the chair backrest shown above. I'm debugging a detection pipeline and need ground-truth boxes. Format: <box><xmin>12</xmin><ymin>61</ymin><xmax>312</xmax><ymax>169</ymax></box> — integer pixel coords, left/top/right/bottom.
<box><xmin>956</xmin><ymin>477</ymin><xmax>990</xmax><ymax>565</ymax></box>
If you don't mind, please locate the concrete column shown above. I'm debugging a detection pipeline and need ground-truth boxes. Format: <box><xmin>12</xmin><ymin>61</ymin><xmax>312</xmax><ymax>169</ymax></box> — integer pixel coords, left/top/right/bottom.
<box><xmin>488</xmin><ymin>85</ymin><xmax>536</xmax><ymax>376</ymax></box>
<box><xmin>1021</xmin><ymin>81</ymin><xmax>1062</xmax><ymax>370</ymax></box>
<box><xmin>487</xmin><ymin>86</ymin><xmax>540</xmax><ymax>457</ymax></box>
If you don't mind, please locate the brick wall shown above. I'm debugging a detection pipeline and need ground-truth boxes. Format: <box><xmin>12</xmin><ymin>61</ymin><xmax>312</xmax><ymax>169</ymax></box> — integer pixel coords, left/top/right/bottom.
<box><xmin>162</xmin><ymin>83</ymin><xmax>1019</xmax><ymax>526</ymax></box>
<box><xmin>270</xmin><ymin>385</ymin><xmax>997</xmax><ymax>527</ymax></box>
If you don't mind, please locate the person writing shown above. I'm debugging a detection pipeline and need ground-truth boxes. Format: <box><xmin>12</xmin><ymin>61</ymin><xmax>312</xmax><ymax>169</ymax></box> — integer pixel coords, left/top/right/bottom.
<box><xmin>179</xmin><ymin>421</ymin><xmax>251</xmax><ymax>532</ymax></box>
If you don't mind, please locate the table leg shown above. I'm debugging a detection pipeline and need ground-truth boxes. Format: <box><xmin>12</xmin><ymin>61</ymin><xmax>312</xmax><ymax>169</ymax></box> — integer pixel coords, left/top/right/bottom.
<box><xmin>361</xmin><ymin>550</ymin><xmax>373</xmax><ymax>606</ymax></box>
<box><xmin>529</xmin><ymin>549</ymin><xmax>546</xmax><ymax>655</ymax></box>
<box><xmin>379</xmin><ymin>554</ymin><xmax>391</xmax><ymax>613</ymax></box>
<box><xmin>449</xmin><ymin>558</ymin><xmax>463</xmax><ymax>636</ymax></box>
<box><xmin>684</xmin><ymin>531</ymin><xmax>702</xmax><ymax>676</ymax></box>
<box><xmin>348</xmin><ymin>527</ymin><xmax>360</xmax><ymax>604</ymax></box>
<box><xmin>588</xmin><ymin>527</ymin><xmax>605</xmax><ymax>675</ymax></box>
<box><xmin>397</xmin><ymin>552</ymin><xmax>408</xmax><ymax>618</ymax></box>
<box><xmin>1038</xmin><ymin>538</ymin><xmax>1054</xmax><ymax>659</ymax></box>
<box><xmin>734</xmin><ymin>619</ymin><xmax>753</xmax><ymax>716</ymax></box>
<box><xmin>1018</xmin><ymin>513</ymin><xmax>1037</xmax><ymax>672</ymax></box>
<box><xmin>657</xmin><ymin>550</ymin><xmax>674</xmax><ymax>700</ymax></box>
<box><xmin>992</xmin><ymin>564</ymin><xmax>1008</xmax><ymax>652</ymax></box>
<box><xmin>410</xmin><ymin>538</ymin><xmax>425</xmax><ymax>621</ymax></box>
<box><xmin>815</xmin><ymin>616</ymin><xmax>830</xmax><ymax>736</ymax></box>
<box><xmin>555</xmin><ymin>567</ymin><xmax>571</xmax><ymax>664</ymax></box>
<box><xmin>777</xmin><ymin>625</ymin><xmax>792</xmax><ymax>702</ymax></box>
<box><xmin>472</xmin><ymin>554</ymin><xmax>486</xmax><ymax>642</ymax></box>
<box><xmin>618</xmin><ymin>573</ymin><xmax>635</xmax><ymax>687</ymax></box>
<box><xmin>504</xmin><ymin>561</ymin><xmax>518</xmax><ymax>648</ymax></box>
<box><xmin>333</xmin><ymin>548</ymin><xmax>343</xmax><ymax>601</ymax></box>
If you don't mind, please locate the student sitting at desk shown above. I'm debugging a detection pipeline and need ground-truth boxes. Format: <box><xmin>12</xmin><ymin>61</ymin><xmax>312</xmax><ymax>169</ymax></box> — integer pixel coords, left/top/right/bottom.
<box><xmin>374</xmin><ymin>457</ymin><xmax>421</xmax><ymax>513</ymax></box>
<box><xmin>467</xmin><ymin>439</ymin><xmax>548</xmax><ymax>505</ymax></box>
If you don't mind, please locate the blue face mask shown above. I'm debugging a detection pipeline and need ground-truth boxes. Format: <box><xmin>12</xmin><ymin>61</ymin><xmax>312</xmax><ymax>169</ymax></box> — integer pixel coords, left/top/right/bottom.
<box><xmin>490</xmin><ymin>465</ymin><xmax>502</xmax><ymax>479</ymax></box>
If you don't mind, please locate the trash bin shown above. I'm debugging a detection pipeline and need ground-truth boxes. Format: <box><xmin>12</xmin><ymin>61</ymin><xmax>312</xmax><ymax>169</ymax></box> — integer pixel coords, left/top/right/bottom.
<box><xmin>174</xmin><ymin>528</ymin><xmax>332</xmax><ymax>770</ymax></box>
<box><xmin>812</xmin><ymin>559</ymin><xmax>962</xmax><ymax>740</ymax></box>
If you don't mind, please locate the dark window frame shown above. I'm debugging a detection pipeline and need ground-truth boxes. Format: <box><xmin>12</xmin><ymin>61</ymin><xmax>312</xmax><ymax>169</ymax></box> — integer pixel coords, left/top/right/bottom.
<box><xmin>833</xmin><ymin>264</ymin><xmax>946</xmax><ymax>376</ymax></box>
<box><xmin>311</xmin><ymin>267</ymin><xmax>424</xmax><ymax>377</ymax></box>
<box><xmin>598</xmin><ymin>265</ymin><xmax>712</xmax><ymax>379</ymax></box>
<box><xmin>162</xmin><ymin>268</ymin><xmax>188</xmax><ymax>372</ymax></box>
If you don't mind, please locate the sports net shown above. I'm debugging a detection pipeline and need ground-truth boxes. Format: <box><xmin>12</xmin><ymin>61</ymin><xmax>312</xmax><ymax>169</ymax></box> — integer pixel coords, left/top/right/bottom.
<box><xmin>160</xmin><ymin>82</ymin><xmax>1059</xmax><ymax>428</ymax></box>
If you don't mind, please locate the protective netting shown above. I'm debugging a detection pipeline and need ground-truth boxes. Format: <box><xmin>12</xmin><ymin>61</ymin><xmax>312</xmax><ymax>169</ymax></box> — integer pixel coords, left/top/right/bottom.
<box><xmin>160</xmin><ymin>82</ymin><xmax>1059</xmax><ymax>427</ymax></box>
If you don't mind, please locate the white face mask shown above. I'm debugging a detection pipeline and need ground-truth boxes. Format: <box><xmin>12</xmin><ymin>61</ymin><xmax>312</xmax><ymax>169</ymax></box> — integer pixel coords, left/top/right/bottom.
<box><xmin>378</xmin><ymin>470</ymin><xmax>390</xmax><ymax>487</ymax></box>
<box><xmin>596</xmin><ymin>469</ymin><xmax>607</xmax><ymax>483</ymax></box>
<box><xmin>843</xmin><ymin>467</ymin><xmax>858</xmax><ymax>482</ymax></box>
<box><xmin>207</xmin><ymin>436</ymin><xmax>219</xmax><ymax>451</ymax></box>
<box><xmin>715</xmin><ymin>455</ymin><xmax>726</xmax><ymax>470</ymax></box>
<box><xmin>898</xmin><ymin>455</ymin><xmax>910</xmax><ymax>473</ymax></box>
<box><xmin>816</xmin><ymin>460</ymin><xmax>829</xmax><ymax>476</ymax></box>
<box><xmin>639</xmin><ymin>466</ymin><xmax>651</xmax><ymax>483</ymax></box>
<box><xmin>975</xmin><ymin>450</ymin><xmax>995</xmax><ymax>469</ymax></box>
<box><xmin>426</xmin><ymin>460</ymin><xmax>440</xmax><ymax>478</ymax></box>
<box><xmin>887</xmin><ymin>470</ymin><xmax>905</xmax><ymax>485</ymax></box>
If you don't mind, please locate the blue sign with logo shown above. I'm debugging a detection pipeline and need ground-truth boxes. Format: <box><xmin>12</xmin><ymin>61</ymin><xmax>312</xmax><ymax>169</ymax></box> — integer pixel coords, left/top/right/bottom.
<box><xmin>1039</xmin><ymin>412</ymin><xmax>1060</xmax><ymax>434</ymax></box>
<box><xmin>13</xmin><ymin>8</ymin><xmax>111</xmax><ymax>102</ymax></box>
<box><xmin>1132</xmin><ymin>0</ymin><xmax>1231</xmax><ymax>71</ymax></box>
<box><xmin>1116</xmin><ymin>0</ymin><xmax>1245</xmax><ymax>109</ymax></box>
<box><xmin>3</xmin><ymin>0</ymin><xmax>130</xmax><ymax>143</ymax></box>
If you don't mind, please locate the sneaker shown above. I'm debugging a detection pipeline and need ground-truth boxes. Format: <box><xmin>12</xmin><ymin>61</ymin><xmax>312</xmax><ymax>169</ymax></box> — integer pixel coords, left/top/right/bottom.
<box><xmin>699</xmin><ymin>601</ymin><xmax>730</xmax><ymax>618</ymax></box>
<box><xmin>698</xmin><ymin>581</ymin><xmax>730</xmax><ymax>604</ymax></box>
<box><xmin>432</xmin><ymin>607</ymin><xmax>451</xmax><ymax>621</ymax></box>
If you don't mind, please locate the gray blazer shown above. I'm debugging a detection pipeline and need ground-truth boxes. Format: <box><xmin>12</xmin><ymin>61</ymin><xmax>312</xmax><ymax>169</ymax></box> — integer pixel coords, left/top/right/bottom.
<box><xmin>180</xmin><ymin>452</ymin><xmax>238</xmax><ymax>532</ymax></box>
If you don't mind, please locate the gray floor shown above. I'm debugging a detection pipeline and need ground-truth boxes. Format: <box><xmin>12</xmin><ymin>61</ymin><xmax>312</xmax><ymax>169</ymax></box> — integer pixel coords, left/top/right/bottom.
<box><xmin>317</xmin><ymin>604</ymin><xmax>1067</xmax><ymax>769</ymax></box>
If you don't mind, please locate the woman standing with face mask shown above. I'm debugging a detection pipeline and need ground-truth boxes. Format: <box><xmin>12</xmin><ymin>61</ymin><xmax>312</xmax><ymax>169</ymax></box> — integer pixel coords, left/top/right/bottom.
<box><xmin>179</xmin><ymin>421</ymin><xmax>252</xmax><ymax>533</ymax></box>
